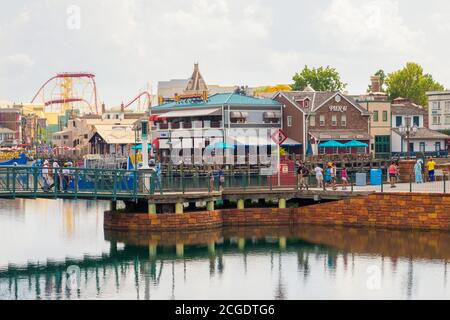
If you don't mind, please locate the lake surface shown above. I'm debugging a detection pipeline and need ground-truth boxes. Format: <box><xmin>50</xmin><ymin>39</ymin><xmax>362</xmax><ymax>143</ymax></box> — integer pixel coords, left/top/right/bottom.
<box><xmin>0</xmin><ymin>198</ymin><xmax>449</xmax><ymax>300</ymax></box>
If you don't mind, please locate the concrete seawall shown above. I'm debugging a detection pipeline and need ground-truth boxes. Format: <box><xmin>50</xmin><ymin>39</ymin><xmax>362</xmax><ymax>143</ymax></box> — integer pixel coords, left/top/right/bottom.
<box><xmin>104</xmin><ymin>193</ymin><xmax>450</xmax><ymax>232</ymax></box>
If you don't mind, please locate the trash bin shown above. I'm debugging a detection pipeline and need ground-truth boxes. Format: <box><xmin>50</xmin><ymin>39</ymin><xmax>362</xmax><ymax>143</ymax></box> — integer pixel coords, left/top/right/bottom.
<box><xmin>370</xmin><ymin>169</ymin><xmax>382</xmax><ymax>186</ymax></box>
<box><xmin>355</xmin><ymin>172</ymin><xmax>367</xmax><ymax>186</ymax></box>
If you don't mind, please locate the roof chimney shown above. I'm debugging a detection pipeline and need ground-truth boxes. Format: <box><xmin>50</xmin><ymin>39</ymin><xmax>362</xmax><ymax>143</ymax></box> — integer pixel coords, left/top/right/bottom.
<box><xmin>370</xmin><ymin>75</ymin><xmax>381</xmax><ymax>93</ymax></box>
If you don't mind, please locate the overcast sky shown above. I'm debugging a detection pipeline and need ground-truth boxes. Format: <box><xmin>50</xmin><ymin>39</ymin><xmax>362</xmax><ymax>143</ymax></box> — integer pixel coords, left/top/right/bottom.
<box><xmin>1</xmin><ymin>0</ymin><xmax>449</xmax><ymax>106</ymax></box>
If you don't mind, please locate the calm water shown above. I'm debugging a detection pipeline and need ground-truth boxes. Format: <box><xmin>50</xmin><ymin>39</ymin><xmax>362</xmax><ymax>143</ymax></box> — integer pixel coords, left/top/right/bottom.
<box><xmin>0</xmin><ymin>199</ymin><xmax>450</xmax><ymax>300</ymax></box>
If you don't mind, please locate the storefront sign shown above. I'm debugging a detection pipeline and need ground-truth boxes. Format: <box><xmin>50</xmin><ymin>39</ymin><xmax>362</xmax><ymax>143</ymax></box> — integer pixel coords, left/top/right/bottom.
<box><xmin>329</xmin><ymin>105</ymin><xmax>347</xmax><ymax>112</ymax></box>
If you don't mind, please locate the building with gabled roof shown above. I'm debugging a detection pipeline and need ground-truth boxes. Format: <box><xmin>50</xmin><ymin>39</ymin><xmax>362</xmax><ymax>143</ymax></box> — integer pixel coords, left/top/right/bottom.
<box><xmin>273</xmin><ymin>90</ymin><xmax>371</xmax><ymax>157</ymax></box>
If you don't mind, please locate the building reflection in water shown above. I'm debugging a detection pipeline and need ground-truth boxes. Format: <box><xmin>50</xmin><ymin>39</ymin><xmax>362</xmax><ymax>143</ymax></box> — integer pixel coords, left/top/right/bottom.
<box><xmin>2</xmin><ymin>225</ymin><xmax>450</xmax><ymax>299</ymax></box>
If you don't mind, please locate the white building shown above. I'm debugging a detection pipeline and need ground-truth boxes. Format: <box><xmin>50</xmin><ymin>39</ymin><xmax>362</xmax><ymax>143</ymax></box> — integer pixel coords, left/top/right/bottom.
<box><xmin>427</xmin><ymin>90</ymin><xmax>450</xmax><ymax>130</ymax></box>
<box><xmin>390</xmin><ymin>99</ymin><xmax>449</xmax><ymax>155</ymax></box>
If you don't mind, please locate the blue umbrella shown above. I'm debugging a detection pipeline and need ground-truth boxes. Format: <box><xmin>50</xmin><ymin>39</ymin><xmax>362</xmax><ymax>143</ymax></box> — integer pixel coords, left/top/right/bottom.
<box><xmin>206</xmin><ymin>141</ymin><xmax>235</xmax><ymax>149</ymax></box>
<box><xmin>319</xmin><ymin>140</ymin><xmax>345</xmax><ymax>148</ymax></box>
<box><xmin>131</xmin><ymin>143</ymin><xmax>152</xmax><ymax>150</ymax></box>
<box><xmin>343</xmin><ymin>140</ymin><xmax>368</xmax><ymax>147</ymax></box>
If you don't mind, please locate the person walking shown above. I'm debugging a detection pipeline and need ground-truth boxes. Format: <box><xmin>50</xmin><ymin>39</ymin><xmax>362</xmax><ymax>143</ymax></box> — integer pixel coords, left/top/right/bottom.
<box><xmin>48</xmin><ymin>160</ymin><xmax>61</xmax><ymax>191</ymax></box>
<box><xmin>341</xmin><ymin>166</ymin><xmax>349</xmax><ymax>190</ymax></box>
<box><xmin>62</xmin><ymin>162</ymin><xmax>71</xmax><ymax>192</ymax></box>
<box><xmin>388</xmin><ymin>161</ymin><xmax>398</xmax><ymax>188</ymax></box>
<box><xmin>330</xmin><ymin>163</ymin><xmax>337</xmax><ymax>191</ymax></box>
<box><xmin>218</xmin><ymin>167</ymin><xmax>225</xmax><ymax>191</ymax></box>
<box><xmin>300</xmin><ymin>165</ymin><xmax>310</xmax><ymax>190</ymax></box>
<box><xmin>414</xmin><ymin>160</ymin><xmax>423</xmax><ymax>184</ymax></box>
<box><xmin>314</xmin><ymin>165</ymin><xmax>324</xmax><ymax>189</ymax></box>
<box><xmin>208</xmin><ymin>166</ymin><xmax>215</xmax><ymax>192</ymax></box>
<box><xmin>427</xmin><ymin>157</ymin><xmax>436</xmax><ymax>182</ymax></box>
<box><xmin>42</xmin><ymin>160</ymin><xmax>50</xmax><ymax>192</ymax></box>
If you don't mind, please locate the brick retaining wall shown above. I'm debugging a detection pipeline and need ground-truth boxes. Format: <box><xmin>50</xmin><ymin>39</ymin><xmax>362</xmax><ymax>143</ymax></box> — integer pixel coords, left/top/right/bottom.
<box><xmin>104</xmin><ymin>193</ymin><xmax>450</xmax><ymax>232</ymax></box>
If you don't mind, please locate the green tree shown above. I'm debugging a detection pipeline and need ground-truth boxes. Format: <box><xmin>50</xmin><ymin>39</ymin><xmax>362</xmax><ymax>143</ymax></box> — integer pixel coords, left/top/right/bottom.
<box><xmin>292</xmin><ymin>66</ymin><xmax>347</xmax><ymax>91</ymax></box>
<box><xmin>385</xmin><ymin>62</ymin><xmax>444</xmax><ymax>106</ymax></box>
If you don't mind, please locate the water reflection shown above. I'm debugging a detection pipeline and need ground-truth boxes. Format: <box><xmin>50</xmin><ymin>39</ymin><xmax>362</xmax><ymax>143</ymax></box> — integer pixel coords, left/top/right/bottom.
<box><xmin>1</xmin><ymin>199</ymin><xmax>450</xmax><ymax>299</ymax></box>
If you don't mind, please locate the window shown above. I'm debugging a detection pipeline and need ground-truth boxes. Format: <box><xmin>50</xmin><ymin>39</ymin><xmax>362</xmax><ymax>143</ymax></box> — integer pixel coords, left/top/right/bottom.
<box><xmin>320</xmin><ymin>115</ymin><xmax>325</xmax><ymax>126</ymax></box>
<box><xmin>419</xmin><ymin>142</ymin><xmax>425</xmax><ymax>152</ymax></box>
<box><xmin>395</xmin><ymin>116</ymin><xmax>402</xmax><ymax>127</ymax></box>
<box><xmin>432</xmin><ymin>101</ymin><xmax>441</xmax><ymax>110</ymax></box>
<box><xmin>445</xmin><ymin>101</ymin><xmax>450</xmax><ymax>113</ymax></box>
<box><xmin>413</xmin><ymin>116</ymin><xmax>420</xmax><ymax>127</ymax></box>
<box><xmin>433</xmin><ymin>116</ymin><xmax>441</xmax><ymax>125</ymax></box>
<box><xmin>341</xmin><ymin>115</ymin><xmax>347</xmax><ymax>126</ymax></box>
<box><xmin>287</xmin><ymin>116</ymin><xmax>293</xmax><ymax>127</ymax></box>
<box><xmin>331</xmin><ymin>115</ymin><xmax>337</xmax><ymax>126</ymax></box>
<box><xmin>435</xmin><ymin>142</ymin><xmax>442</xmax><ymax>151</ymax></box>
<box><xmin>304</xmin><ymin>100</ymin><xmax>309</xmax><ymax>108</ymax></box>
<box><xmin>382</xmin><ymin>111</ymin><xmax>388</xmax><ymax>122</ymax></box>
<box><xmin>309</xmin><ymin>115</ymin><xmax>316</xmax><ymax>127</ymax></box>
<box><xmin>373</xmin><ymin>111</ymin><xmax>379</xmax><ymax>122</ymax></box>
<box><xmin>63</xmin><ymin>135</ymin><xmax>69</xmax><ymax>140</ymax></box>
<box><xmin>446</xmin><ymin>116</ymin><xmax>450</xmax><ymax>125</ymax></box>
<box><xmin>375</xmin><ymin>135</ymin><xmax>390</xmax><ymax>154</ymax></box>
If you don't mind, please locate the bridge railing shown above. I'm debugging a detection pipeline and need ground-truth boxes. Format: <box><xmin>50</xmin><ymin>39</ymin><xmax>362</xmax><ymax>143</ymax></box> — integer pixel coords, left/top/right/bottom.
<box><xmin>0</xmin><ymin>167</ymin><xmax>284</xmax><ymax>198</ymax></box>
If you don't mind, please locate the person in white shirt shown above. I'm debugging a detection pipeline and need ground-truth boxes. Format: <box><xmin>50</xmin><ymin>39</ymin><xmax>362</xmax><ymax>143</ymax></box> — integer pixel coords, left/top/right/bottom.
<box><xmin>42</xmin><ymin>160</ymin><xmax>50</xmax><ymax>191</ymax></box>
<box><xmin>314</xmin><ymin>165</ymin><xmax>324</xmax><ymax>189</ymax></box>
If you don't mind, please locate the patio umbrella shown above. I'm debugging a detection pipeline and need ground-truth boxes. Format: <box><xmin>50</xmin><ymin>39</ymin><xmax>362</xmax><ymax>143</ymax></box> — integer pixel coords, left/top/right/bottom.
<box><xmin>343</xmin><ymin>140</ymin><xmax>369</xmax><ymax>154</ymax></box>
<box><xmin>319</xmin><ymin>140</ymin><xmax>345</xmax><ymax>155</ymax></box>
<box><xmin>343</xmin><ymin>140</ymin><xmax>369</xmax><ymax>147</ymax></box>
<box><xmin>206</xmin><ymin>141</ymin><xmax>235</xmax><ymax>149</ymax></box>
<box><xmin>131</xmin><ymin>143</ymin><xmax>152</xmax><ymax>150</ymax></box>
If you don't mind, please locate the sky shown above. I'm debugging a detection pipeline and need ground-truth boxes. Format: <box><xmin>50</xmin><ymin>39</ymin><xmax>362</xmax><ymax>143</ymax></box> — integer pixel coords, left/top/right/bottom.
<box><xmin>0</xmin><ymin>0</ymin><xmax>449</xmax><ymax>107</ymax></box>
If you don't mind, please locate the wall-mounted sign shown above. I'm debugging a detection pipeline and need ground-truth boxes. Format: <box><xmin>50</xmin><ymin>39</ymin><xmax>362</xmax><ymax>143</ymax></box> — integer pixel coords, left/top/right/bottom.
<box><xmin>329</xmin><ymin>105</ymin><xmax>347</xmax><ymax>113</ymax></box>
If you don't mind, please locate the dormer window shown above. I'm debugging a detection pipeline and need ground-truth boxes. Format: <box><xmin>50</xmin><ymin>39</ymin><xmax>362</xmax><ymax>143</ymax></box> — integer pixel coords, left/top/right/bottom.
<box><xmin>295</xmin><ymin>97</ymin><xmax>310</xmax><ymax>108</ymax></box>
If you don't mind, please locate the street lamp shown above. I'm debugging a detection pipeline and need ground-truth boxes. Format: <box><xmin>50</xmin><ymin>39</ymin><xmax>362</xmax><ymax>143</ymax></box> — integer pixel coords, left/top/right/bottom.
<box><xmin>398</xmin><ymin>117</ymin><xmax>418</xmax><ymax>159</ymax></box>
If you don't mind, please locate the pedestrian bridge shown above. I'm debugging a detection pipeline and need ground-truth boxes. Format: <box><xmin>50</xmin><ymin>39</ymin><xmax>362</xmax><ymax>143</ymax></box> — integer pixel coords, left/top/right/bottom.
<box><xmin>0</xmin><ymin>166</ymin><xmax>447</xmax><ymax>203</ymax></box>
<box><xmin>0</xmin><ymin>166</ymin><xmax>375</xmax><ymax>202</ymax></box>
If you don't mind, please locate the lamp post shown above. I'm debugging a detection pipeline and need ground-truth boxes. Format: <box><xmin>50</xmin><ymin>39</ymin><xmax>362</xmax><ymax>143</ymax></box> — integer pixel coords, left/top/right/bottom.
<box><xmin>398</xmin><ymin>117</ymin><xmax>418</xmax><ymax>159</ymax></box>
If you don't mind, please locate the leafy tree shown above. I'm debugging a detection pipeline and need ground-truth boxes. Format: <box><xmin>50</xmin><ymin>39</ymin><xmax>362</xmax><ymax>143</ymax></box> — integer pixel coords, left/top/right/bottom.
<box><xmin>385</xmin><ymin>62</ymin><xmax>444</xmax><ymax>106</ymax></box>
<box><xmin>292</xmin><ymin>66</ymin><xmax>347</xmax><ymax>91</ymax></box>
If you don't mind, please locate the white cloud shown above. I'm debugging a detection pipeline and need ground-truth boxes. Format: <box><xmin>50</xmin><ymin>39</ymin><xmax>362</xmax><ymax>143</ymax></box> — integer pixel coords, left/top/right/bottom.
<box><xmin>1</xmin><ymin>0</ymin><xmax>450</xmax><ymax>103</ymax></box>
<box><xmin>318</xmin><ymin>0</ymin><xmax>425</xmax><ymax>54</ymax></box>
<box><xmin>0</xmin><ymin>54</ymin><xmax>34</xmax><ymax>75</ymax></box>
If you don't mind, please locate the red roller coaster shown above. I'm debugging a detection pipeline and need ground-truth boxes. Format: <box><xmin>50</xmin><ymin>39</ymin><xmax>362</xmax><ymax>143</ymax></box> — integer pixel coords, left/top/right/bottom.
<box><xmin>124</xmin><ymin>91</ymin><xmax>152</xmax><ymax>112</ymax></box>
<box><xmin>31</xmin><ymin>72</ymin><xmax>99</xmax><ymax>114</ymax></box>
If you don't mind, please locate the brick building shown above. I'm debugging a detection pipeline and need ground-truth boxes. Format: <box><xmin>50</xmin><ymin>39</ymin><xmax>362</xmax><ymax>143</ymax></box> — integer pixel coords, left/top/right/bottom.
<box><xmin>0</xmin><ymin>109</ymin><xmax>21</xmax><ymax>142</ymax></box>
<box><xmin>274</xmin><ymin>89</ymin><xmax>370</xmax><ymax>156</ymax></box>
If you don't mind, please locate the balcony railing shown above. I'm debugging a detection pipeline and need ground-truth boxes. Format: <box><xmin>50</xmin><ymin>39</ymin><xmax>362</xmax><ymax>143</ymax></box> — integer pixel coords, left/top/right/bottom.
<box><xmin>154</xmin><ymin>121</ymin><xmax>223</xmax><ymax>130</ymax></box>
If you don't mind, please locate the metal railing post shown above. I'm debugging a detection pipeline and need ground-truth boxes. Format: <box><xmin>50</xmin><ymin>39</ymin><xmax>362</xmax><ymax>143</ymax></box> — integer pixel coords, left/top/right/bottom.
<box><xmin>12</xmin><ymin>168</ymin><xmax>16</xmax><ymax>198</ymax></box>
<box><xmin>409</xmin><ymin>174</ymin><xmax>412</xmax><ymax>193</ymax></box>
<box><xmin>133</xmin><ymin>170</ymin><xmax>138</xmax><ymax>201</ymax></box>
<box><xmin>444</xmin><ymin>173</ymin><xmax>447</xmax><ymax>194</ymax></box>
<box><xmin>94</xmin><ymin>169</ymin><xmax>99</xmax><ymax>199</ymax></box>
<box><xmin>74</xmin><ymin>168</ymin><xmax>79</xmax><ymax>199</ymax></box>
<box><xmin>33</xmin><ymin>167</ymin><xmax>38</xmax><ymax>198</ymax></box>
<box><xmin>113</xmin><ymin>170</ymin><xmax>117</xmax><ymax>201</ymax></box>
